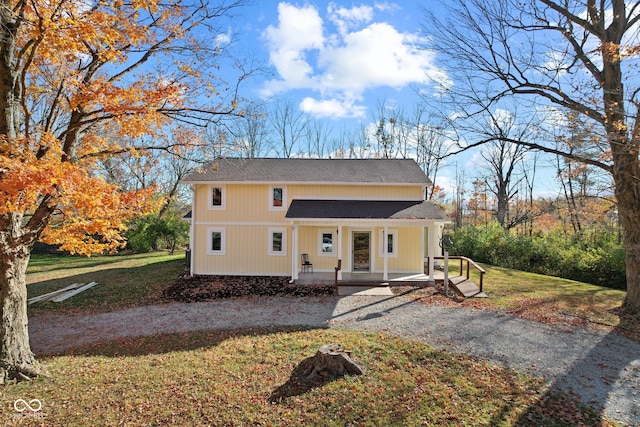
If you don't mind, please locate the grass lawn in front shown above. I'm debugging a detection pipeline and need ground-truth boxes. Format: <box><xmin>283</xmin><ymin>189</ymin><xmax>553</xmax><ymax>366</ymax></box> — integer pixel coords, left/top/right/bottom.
<box><xmin>26</xmin><ymin>252</ymin><xmax>638</xmax><ymax>341</ymax></box>
<box><xmin>26</xmin><ymin>251</ymin><xmax>185</xmax><ymax>313</ymax></box>
<box><xmin>1</xmin><ymin>328</ymin><xmax>615</xmax><ymax>427</ymax></box>
<box><xmin>408</xmin><ymin>262</ymin><xmax>636</xmax><ymax>342</ymax></box>
<box><xmin>16</xmin><ymin>252</ymin><xmax>634</xmax><ymax>425</ymax></box>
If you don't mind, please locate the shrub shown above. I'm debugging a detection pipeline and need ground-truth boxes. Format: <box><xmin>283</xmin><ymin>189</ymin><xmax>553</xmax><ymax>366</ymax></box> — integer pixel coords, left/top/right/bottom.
<box><xmin>450</xmin><ymin>223</ymin><xmax>626</xmax><ymax>290</ymax></box>
<box><xmin>126</xmin><ymin>210</ymin><xmax>189</xmax><ymax>254</ymax></box>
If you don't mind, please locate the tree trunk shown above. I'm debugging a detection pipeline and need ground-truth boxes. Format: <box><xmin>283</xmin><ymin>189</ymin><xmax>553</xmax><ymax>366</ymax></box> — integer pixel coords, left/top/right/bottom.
<box><xmin>0</xmin><ymin>238</ymin><xmax>42</xmax><ymax>383</ymax></box>
<box><xmin>616</xmin><ymin>167</ymin><xmax>640</xmax><ymax>316</ymax></box>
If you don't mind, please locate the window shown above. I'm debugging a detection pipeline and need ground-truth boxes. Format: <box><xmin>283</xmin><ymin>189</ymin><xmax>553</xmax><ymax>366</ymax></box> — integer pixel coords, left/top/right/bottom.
<box><xmin>273</xmin><ymin>188</ymin><xmax>283</xmax><ymax>206</ymax></box>
<box><xmin>318</xmin><ymin>229</ymin><xmax>336</xmax><ymax>256</ymax></box>
<box><xmin>208</xmin><ymin>185</ymin><xmax>226</xmax><ymax>210</ymax></box>
<box><xmin>207</xmin><ymin>228</ymin><xmax>226</xmax><ymax>255</ymax></box>
<box><xmin>379</xmin><ymin>229</ymin><xmax>398</xmax><ymax>257</ymax></box>
<box><xmin>269</xmin><ymin>185</ymin><xmax>287</xmax><ymax>210</ymax></box>
<box><xmin>268</xmin><ymin>228</ymin><xmax>287</xmax><ymax>256</ymax></box>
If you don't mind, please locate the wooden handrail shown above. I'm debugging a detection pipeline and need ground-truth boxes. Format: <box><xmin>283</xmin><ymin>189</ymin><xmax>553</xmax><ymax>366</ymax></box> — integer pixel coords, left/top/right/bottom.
<box><xmin>427</xmin><ymin>256</ymin><xmax>486</xmax><ymax>292</ymax></box>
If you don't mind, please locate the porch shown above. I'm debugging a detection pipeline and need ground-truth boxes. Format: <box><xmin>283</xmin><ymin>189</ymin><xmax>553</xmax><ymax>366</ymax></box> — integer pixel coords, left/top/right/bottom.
<box><xmin>295</xmin><ymin>270</ymin><xmax>446</xmax><ymax>286</ymax></box>
<box><xmin>296</xmin><ymin>256</ymin><xmax>487</xmax><ymax>299</ymax></box>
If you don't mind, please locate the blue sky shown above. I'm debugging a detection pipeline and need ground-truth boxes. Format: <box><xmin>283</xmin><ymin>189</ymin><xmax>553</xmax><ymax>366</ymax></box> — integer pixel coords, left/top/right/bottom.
<box><xmin>253</xmin><ymin>2</ymin><xmax>443</xmax><ymax>119</ymax></box>
<box><xmin>215</xmin><ymin>1</ymin><xmax>565</xmax><ymax>197</ymax></box>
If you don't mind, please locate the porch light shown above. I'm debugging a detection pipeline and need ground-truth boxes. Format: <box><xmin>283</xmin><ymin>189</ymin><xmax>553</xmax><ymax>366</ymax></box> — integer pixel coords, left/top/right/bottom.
<box><xmin>440</xmin><ymin>234</ymin><xmax>454</xmax><ymax>250</ymax></box>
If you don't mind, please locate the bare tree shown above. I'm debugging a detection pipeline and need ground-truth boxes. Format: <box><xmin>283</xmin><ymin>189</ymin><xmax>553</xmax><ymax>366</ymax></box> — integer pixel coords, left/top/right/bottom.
<box><xmin>412</xmin><ymin>104</ymin><xmax>449</xmax><ymax>200</ymax></box>
<box><xmin>371</xmin><ymin>99</ymin><xmax>401</xmax><ymax>158</ymax></box>
<box><xmin>474</xmin><ymin>109</ymin><xmax>531</xmax><ymax>228</ymax></box>
<box><xmin>424</xmin><ymin>0</ymin><xmax>640</xmax><ymax>315</ymax></box>
<box><xmin>305</xmin><ymin>118</ymin><xmax>333</xmax><ymax>158</ymax></box>
<box><xmin>269</xmin><ymin>98</ymin><xmax>308</xmax><ymax>158</ymax></box>
<box><xmin>224</xmin><ymin>103</ymin><xmax>270</xmax><ymax>158</ymax></box>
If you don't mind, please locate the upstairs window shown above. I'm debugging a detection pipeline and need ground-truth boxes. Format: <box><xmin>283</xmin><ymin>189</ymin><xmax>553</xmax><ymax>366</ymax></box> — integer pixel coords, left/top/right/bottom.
<box><xmin>208</xmin><ymin>185</ymin><xmax>226</xmax><ymax>210</ymax></box>
<box><xmin>269</xmin><ymin>185</ymin><xmax>287</xmax><ymax>210</ymax></box>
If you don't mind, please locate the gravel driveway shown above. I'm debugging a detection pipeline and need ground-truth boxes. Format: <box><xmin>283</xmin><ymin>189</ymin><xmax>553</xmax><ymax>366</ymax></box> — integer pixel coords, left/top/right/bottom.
<box><xmin>29</xmin><ymin>295</ymin><xmax>640</xmax><ymax>426</ymax></box>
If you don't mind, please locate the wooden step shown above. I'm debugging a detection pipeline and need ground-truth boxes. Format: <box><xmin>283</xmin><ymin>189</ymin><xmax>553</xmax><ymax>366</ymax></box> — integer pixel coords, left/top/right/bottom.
<box><xmin>448</xmin><ymin>277</ymin><xmax>487</xmax><ymax>298</ymax></box>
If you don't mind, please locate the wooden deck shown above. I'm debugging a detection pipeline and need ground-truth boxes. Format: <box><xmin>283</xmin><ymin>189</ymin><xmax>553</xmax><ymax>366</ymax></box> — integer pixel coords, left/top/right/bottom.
<box><xmin>297</xmin><ymin>257</ymin><xmax>487</xmax><ymax>299</ymax></box>
<box><xmin>296</xmin><ymin>271</ymin><xmax>441</xmax><ymax>286</ymax></box>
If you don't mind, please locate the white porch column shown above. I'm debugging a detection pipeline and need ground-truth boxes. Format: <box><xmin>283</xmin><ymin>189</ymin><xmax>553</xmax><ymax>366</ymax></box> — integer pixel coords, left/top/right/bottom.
<box><xmin>291</xmin><ymin>224</ymin><xmax>299</xmax><ymax>280</ymax></box>
<box><xmin>337</xmin><ymin>225</ymin><xmax>343</xmax><ymax>280</ymax></box>
<box><xmin>383</xmin><ymin>225</ymin><xmax>389</xmax><ymax>280</ymax></box>
<box><xmin>428</xmin><ymin>222</ymin><xmax>436</xmax><ymax>281</ymax></box>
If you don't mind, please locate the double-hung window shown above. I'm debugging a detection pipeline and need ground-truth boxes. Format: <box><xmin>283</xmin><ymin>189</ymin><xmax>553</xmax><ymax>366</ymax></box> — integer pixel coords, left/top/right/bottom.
<box><xmin>209</xmin><ymin>185</ymin><xmax>226</xmax><ymax>210</ymax></box>
<box><xmin>318</xmin><ymin>229</ymin><xmax>336</xmax><ymax>256</ymax></box>
<box><xmin>269</xmin><ymin>186</ymin><xmax>287</xmax><ymax>210</ymax></box>
<box><xmin>208</xmin><ymin>228</ymin><xmax>226</xmax><ymax>255</ymax></box>
<box><xmin>268</xmin><ymin>228</ymin><xmax>287</xmax><ymax>256</ymax></box>
<box><xmin>379</xmin><ymin>229</ymin><xmax>398</xmax><ymax>257</ymax></box>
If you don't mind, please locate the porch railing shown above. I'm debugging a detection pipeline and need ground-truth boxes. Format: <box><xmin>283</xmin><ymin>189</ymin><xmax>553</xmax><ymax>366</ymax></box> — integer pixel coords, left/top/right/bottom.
<box><xmin>426</xmin><ymin>256</ymin><xmax>486</xmax><ymax>292</ymax></box>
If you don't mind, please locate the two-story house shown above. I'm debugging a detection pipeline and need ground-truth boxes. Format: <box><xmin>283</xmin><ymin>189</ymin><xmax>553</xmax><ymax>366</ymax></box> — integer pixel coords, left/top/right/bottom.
<box><xmin>184</xmin><ymin>158</ymin><xmax>448</xmax><ymax>283</ymax></box>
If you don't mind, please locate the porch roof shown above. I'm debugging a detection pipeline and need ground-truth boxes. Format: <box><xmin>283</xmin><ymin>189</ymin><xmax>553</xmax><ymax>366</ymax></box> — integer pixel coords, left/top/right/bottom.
<box><xmin>285</xmin><ymin>199</ymin><xmax>447</xmax><ymax>221</ymax></box>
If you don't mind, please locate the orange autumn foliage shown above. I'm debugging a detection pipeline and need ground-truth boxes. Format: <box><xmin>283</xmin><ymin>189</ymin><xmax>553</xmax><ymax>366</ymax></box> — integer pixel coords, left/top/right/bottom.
<box><xmin>0</xmin><ymin>138</ymin><xmax>158</xmax><ymax>254</ymax></box>
<box><xmin>0</xmin><ymin>0</ymin><xmax>232</xmax><ymax>255</ymax></box>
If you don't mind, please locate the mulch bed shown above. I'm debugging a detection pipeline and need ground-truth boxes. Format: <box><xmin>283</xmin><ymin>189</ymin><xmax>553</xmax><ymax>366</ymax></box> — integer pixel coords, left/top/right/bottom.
<box><xmin>162</xmin><ymin>275</ymin><xmax>335</xmax><ymax>302</ymax></box>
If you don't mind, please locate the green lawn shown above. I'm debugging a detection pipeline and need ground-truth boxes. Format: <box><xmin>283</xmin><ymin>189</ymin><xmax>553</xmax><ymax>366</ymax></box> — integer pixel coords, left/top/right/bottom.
<box><xmin>1</xmin><ymin>329</ymin><xmax>615</xmax><ymax>427</ymax></box>
<box><xmin>469</xmin><ymin>265</ymin><xmax>635</xmax><ymax>341</ymax></box>
<box><xmin>14</xmin><ymin>252</ymin><xmax>633</xmax><ymax>425</ymax></box>
<box><xmin>26</xmin><ymin>252</ymin><xmax>637</xmax><ymax>341</ymax></box>
<box><xmin>26</xmin><ymin>251</ymin><xmax>185</xmax><ymax>313</ymax></box>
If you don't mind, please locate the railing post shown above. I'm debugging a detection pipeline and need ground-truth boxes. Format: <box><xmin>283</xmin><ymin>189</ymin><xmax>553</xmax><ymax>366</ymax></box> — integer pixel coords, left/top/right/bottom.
<box><xmin>334</xmin><ymin>259</ymin><xmax>342</xmax><ymax>290</ymax></box>
<box><xmin>466</xmin><ymin>259</ymin><xmax>470</xmax><ymax>280</ymax></box>
<box><xmin>479</xmin><ymin>272</ymin><xmax>484</xmax><ymax>292</ymax></box>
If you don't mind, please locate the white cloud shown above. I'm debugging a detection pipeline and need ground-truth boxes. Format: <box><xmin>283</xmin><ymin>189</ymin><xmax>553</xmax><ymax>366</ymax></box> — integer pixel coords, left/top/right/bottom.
<box><xmin>319</xmin><ymin>23</ymin><xmax>438</xmax><ymax>92</ymax></box>
<box><xmin>214</xmin><ymin>29</ymin><xmax>232</xmax><ymax>49</ymax></box>
<box><xmin>434</xmin><ymin>174</ymin><xmax>456</xmax><ymax>195</ymax></box>
<box><xmin>261</xmin><ymin>2</ymin><xmax>447</xmax><ymax>119</ymax></box>
<box><xmin>263</xmin><ymin>3</ymin><xmax>324</xmax><ymax>88</ymax></box>
<box><xmin>300</xmin><ymin>97</ymin><xmax>367</xmax><ymax>119</ymax></box>
<box><xmin>374</xmin><ymin>1</ymin><xmax>401</xmax><ymax>13</ymax></box>
<box><xmin>328</xmin><ymin>3</ymin><xmax>373</xmax><ymax>36</ymax></box>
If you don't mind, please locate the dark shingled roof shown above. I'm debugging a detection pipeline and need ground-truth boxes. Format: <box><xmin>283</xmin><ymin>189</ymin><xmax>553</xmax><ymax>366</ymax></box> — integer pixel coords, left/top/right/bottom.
<box><xmin>184</xmin><ymin>158</ymin><xmax>430</xmax><ymax>184</ymax></box>
<box><xmin>285</xmin><ymin>200</ymin><xmax>447</xmax><ymax>220</ymax></box>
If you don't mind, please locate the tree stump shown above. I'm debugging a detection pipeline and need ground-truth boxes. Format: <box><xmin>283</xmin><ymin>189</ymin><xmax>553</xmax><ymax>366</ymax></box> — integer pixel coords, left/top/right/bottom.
<box><xmin>300</xmin><ymin>343</ymin><xmax>365</xmax><ymax>381</ymax></box>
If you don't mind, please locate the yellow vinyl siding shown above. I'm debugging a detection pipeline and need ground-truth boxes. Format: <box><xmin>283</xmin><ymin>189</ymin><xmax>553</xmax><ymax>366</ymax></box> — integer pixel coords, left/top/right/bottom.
<box><xmin>372</xmin><ymin>227</ymin><xmax>423</xmax><ymax>272</ymax></box>
<box><xmin>193</xmin><ymin>183</ymin><xmax>425</xmax><ymax>224</ymax></box>
<box><xmin>297</xmin><ymin>226</ymin><xmax>341</xmax><ymax>272</ymax></box>
<box><xmin>192</xmin><ymin>224</ymin><xmax>291</xmax><ymax>276</ymax></box>
<box><xmin>194</xmin><ymin>184</ymin><xmax>288</xmax><ymax>224</ymax></box>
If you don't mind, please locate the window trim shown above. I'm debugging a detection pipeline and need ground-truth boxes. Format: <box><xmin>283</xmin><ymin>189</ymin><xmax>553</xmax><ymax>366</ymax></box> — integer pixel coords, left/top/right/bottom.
<box><xmin>378</xmin><ymin>229</ymin><xmax>398</xmax><ymax>258</ymax></box>
<box><xmin>207</xmin><ymin>227</ymin><xmax>226</xmax><ymax>255</ymax></box>
<box><xmin>318</xmin><ymin>229</ymin><xmax>336</xmax><ymax>256</ymax></box>
<box><xmin>268</xmin><ymin>185</ymin><xmax>287</xmax><ymax>211</ymax></box>
<box><xmin>208</xmin><ymin>184</ymin><xmax>226</xmax><ymax>210</ymax></box>
<box><xmin>268</xmin><ymin>227</ymin><xmax>287</xmax><ymax>256</ymax></box>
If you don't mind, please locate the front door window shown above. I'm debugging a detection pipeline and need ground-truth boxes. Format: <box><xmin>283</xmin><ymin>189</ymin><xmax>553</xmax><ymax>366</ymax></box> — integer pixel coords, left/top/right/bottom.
<box><xmin>352</xmin><ymin>232</ymin><xmax>370</xmax><ymax>272</ymax></box>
